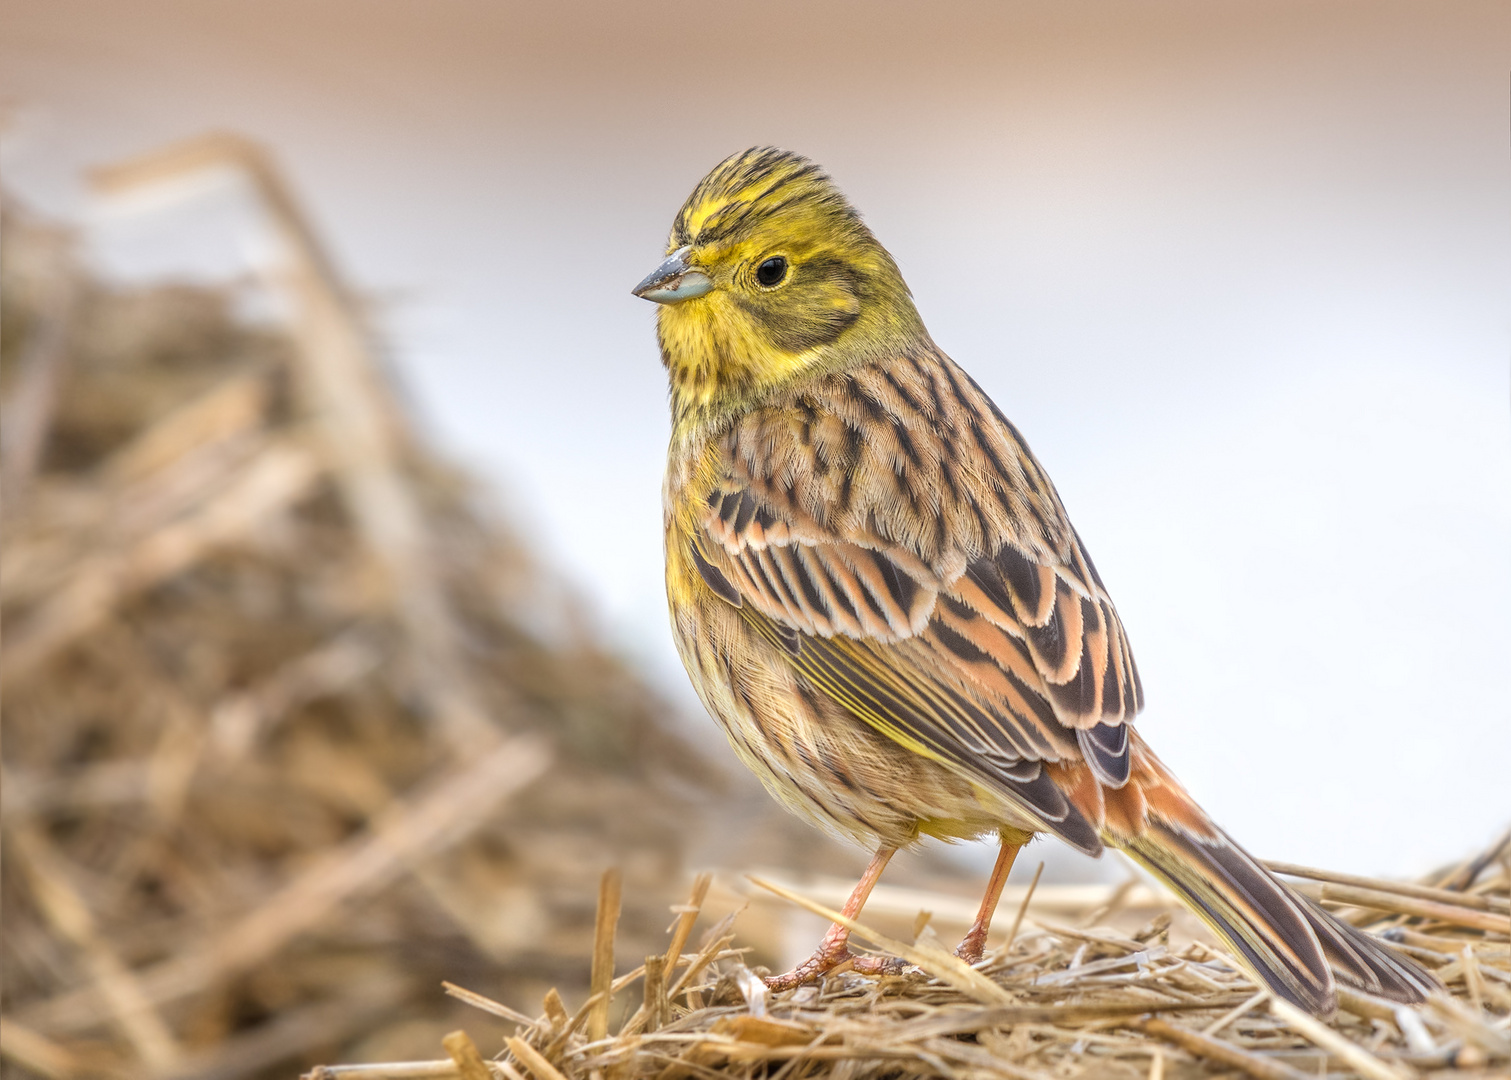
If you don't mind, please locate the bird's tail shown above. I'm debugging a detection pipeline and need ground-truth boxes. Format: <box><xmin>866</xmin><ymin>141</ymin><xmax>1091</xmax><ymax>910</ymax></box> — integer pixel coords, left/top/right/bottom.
<box><xmin>1117</xmin><ymin>819</ymin><xmax>1440</xmax><ymax>1014</ymax></box>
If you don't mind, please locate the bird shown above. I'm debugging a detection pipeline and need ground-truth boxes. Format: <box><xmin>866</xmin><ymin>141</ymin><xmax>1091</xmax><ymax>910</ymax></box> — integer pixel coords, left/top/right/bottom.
<box><xmin>634</xmin><ymin>146</ymin><xmax>1437</xmax><ymax>1015</ymax></box>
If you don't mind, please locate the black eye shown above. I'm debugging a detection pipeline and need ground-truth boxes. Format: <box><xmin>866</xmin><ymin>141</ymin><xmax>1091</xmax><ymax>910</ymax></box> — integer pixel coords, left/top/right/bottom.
<box><xmin>756</xmin><ymin>256</ymin><xmax>789</xmax><ymax>287</ymax></box>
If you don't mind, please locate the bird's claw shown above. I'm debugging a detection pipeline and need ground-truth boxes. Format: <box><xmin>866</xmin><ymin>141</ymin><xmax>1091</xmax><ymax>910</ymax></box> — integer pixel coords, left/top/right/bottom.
<box><xmin>955</xmin><ymin>931</ymin><xmax>988</xmax><ymax>966</ymax></box>
<box><xmin>763</xmin><ymin>947</ymin><xmax>907</xmax><ymax>990</ymax></box>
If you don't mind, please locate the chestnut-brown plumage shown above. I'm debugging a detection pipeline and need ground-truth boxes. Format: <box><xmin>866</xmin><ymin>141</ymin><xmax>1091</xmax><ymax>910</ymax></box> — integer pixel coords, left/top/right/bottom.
<box><xmin>639</xmin><ymin>147</ymin><xmax>1437</xmax><ymax>1013</ymax></box>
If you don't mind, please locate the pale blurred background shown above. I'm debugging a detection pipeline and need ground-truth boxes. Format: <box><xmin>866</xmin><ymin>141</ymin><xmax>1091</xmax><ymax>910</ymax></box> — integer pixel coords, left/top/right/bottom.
<box><xmin>5</xmin><ymin>0</ymin><xmax>1508</xmax><ymax>881</ymax></box>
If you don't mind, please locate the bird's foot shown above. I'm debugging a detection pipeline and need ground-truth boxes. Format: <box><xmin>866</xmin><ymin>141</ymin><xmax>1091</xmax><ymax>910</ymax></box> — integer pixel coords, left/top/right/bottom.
<box><xmin>764</xmin><ymin>944</ymin><xmax>907</xmax><ymax>990</ymax></box>
<box><xmin>955</xmin><ymin>927</ymin><xmax>989</xmax><ymax>966</ymax></box>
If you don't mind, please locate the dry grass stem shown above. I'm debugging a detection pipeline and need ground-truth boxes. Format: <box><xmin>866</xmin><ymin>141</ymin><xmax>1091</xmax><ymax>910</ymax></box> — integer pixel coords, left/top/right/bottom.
<box><xmin>1268</xmin><ymin>997</ymin><xmax>1412</xmax><ymax>1080</ymax></box>
<box><xmin>442</xmin><ymin>984</ymin><xmax>539</xmax><ymax>1028</ymax></box>
<box><xmin>442</xmin><ymin>1030</ymin><xmax>495</xmax><ymax>1080</ymax></box>
<box><xmin>1266</xmin><ymin>861</ymin><xmax>1511</xmax><ymax>914</ymax></box>
<box><xmin>305</xmin><ymin>1065</ymin><xmax>463</xmax><ymax>1079</ymax></box>
<box><xmin>1199</xmin><ymin>989</ymin><xmax>1269</xmax><ymax>1036</ymax></box>
<box><xmin>1142</xmin><ymin>1016</ymin><xmax>1308</xmax><ymax>1080</ymax></box>
<box><xmin>505</xmin><ymin>1037</ymin><xmax>570</xmax><ymax>1080</ymax></box>
<box><xmin>588</xmin><ymin>869</ymin><xmax>624</xmax><ymax>1043</ymax></box>
<box><xmin>1001</xmin><ymin>861</ymin><xmax>1044</xmax><ymax>957</ymax></box>
<box><xmin>1285</xmin><ymin>881</ymin><xmax>1508</xmax><ymax>934</ymax></box>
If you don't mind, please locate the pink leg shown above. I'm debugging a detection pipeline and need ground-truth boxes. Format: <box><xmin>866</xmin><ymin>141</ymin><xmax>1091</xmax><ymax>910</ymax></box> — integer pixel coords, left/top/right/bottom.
<box><xmin>955</xmin><ymin>831</ymin><xmax>1028</xmax><ymax>964</ymax></box>
<box><xmin>765</xmin><ymin>846</ymin><xmax>900</xmax><ymax>990</ymax></box>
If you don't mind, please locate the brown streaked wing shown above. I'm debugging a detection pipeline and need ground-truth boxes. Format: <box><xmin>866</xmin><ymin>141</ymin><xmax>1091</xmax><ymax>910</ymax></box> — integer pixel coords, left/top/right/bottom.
<box><xmin>739</xmin><ymin>603</ymin><xmax>1103</xmax><ymax>855</ymax></box>
<box><xmin>690</xmin><ymin>497</ymin><xmax>1106</xmax><ymax>851</ymax></box>
<box><xmin>701</xmin><ymin>486</ymin><xmax>937</xmax><ymax>642</ymax></box>
<box><xmin>949</xmin><ymin>533</ymin><xmax>1142</xmax><ymax>787</ymax></box>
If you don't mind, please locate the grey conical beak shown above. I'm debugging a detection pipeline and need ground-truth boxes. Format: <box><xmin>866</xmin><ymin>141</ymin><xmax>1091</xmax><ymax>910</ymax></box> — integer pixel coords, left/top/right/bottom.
<box><xmin>632</xmin><ymin>245</ymin><xmax>713</xmax><ymax>304</ymax></box>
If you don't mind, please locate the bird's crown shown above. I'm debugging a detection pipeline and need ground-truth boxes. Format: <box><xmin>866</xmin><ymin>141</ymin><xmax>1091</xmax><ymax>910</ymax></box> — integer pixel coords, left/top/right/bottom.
<box><xmin>669</xmin><ymin>147</ymin><xmax>862</xmax><ymax>250</ymax></box>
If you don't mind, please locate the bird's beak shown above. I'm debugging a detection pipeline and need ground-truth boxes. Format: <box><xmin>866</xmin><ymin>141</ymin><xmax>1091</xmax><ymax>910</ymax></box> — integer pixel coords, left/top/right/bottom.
<box><xmin>632</xmin><ymin>245</ymin><xmax>713</xmax><ymax>304</ymax></box>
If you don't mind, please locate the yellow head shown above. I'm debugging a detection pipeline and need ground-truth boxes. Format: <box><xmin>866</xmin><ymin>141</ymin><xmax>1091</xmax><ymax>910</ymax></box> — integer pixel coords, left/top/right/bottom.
<box><xmin>634</xmin><ymin>148</ymin><xmax>926</xmax><ymax>436</ymax></box>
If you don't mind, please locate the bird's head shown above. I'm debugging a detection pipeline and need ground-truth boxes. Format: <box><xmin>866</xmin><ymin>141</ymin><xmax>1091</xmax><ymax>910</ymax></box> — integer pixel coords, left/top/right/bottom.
<box><xmin>635</xmin><ymin>148</ymin><xmax>925</xmax><ymax>434</ymax></box>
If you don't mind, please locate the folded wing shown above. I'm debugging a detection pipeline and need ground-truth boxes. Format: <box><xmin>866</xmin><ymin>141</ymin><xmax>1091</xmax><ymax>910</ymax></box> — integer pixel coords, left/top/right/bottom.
<box><xmin>692</xmin><ymin>466</ymin><xmax>1143</xmax><ymax>854</ymax></box>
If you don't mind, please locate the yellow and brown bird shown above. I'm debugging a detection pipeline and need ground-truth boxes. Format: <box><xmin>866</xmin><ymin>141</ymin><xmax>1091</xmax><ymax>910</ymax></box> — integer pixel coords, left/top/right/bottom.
<box><xmin>635</xmin><ymin>147</ymin><xmax>1435</xmax><ymax>1014</ymax></box>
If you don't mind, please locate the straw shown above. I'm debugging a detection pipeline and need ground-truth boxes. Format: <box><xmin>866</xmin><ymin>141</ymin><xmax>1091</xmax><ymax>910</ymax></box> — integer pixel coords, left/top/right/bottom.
<box><xmin>321</xmin><ymin>828</ymin><xmax>1508</xmax><ymax>1080</ymax></box>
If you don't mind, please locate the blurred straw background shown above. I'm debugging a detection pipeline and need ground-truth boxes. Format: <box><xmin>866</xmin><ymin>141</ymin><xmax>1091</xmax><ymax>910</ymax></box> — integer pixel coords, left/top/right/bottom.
<box><xmin>0</xmin><ymin>137</ymin><xmax>714</xmax><ymax>1078</ymax></box>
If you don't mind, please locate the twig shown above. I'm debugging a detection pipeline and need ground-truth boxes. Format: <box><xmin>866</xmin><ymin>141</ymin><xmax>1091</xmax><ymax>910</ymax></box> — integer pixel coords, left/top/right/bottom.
<box><xmin>505</xmin><ymin>1037</ymin><xmax>569</xmax><ymax>1080</ymax></box>
<box><xmin>1146</xmin><ymin>1047</ymin><xmax>1163</xmax><ymax>1080</ymax></box>
<box><xmin>588</xmin><ymin>869</ymin><xmax>623</xmax><ymax>1042</ymax></box>
<box><xmin>853</xmin><ymin>1001</ymin><xmax>1234</xmax><ymax>1043</ymax></box>
<box><xmin>1024</xmin><ymin>919</ymin><xmax>1146</xmax><ymax>954</ymax></box>
<box><xmin>642</xmin><ymin>955</ymin><xmax>667</xmax><ymax>1034</ymax></box>
<box><xmin>1425</xmin><ymin>991</ymin><xmax>1511</xmax><ymax>1058</ymax></box>
<box><xmin>209</xmin><ymin>629</ymin><xmax>382</xmax><ymax>758</ymax></box>
<box><xmin>1462</xmin><ymin>943</ymin><xmax>1487</xmax><ymax>1015</ymax></box>
<box><xmin>304</xmin><ymin>1065</ymin><xmax>462</xmax><ymax>1079</ymax></box>
<box><xmin>1200</xmin><ymin>989</ymin><xmax>1270</xmax><ymax>1037</ymax></box>
<box><xmin>1080</xmin><ymin>874</ymin><xmax>1139</xmax><ymax>927</ymax></box>
<box><xmin>1269</xmin><ymin>997</ymin><xmax>1413</xmax><ymax>1080</ymax></box>
<box><xmin>1266</xmin><ymin>860</ymin><xmax>1509</xmax><ymax>914</ymax></box>
<box><xmin>2</xmin><ymin>389</ymin><xmax>273</xmax><ymax>611</ymax></box>
<box><xmin>1431</xmin><ymin>827</ymin><xmax>1511</xmax><ymax>892</ymax></box>
<box><xmin>1336</xmin><ymin>987</ymin><xmax>1398</xmax><ymax>1023</ymax></box>
<box><xmin>664</xmin><ymin>912</ymin><xmax>739</xmax><ymax>1001</ymax></box>
<box><xmin>1141</xmin><ymin>1017</ymin><xmax>1309</xmax><ymax>1080</ymax></box>
<box><xmin>662</xmin><ymin>874</ymin><xmax>713</xmax><ymax>974</ymax></box>
<box><xmin>444</xmin><ymin>983</ymin><xmax>539</xmax><ymax>1027</ymax></box>
<box><xmin>1002</xmin><ymin>861</ymin><xmax>1044</xmax><ymax>956</ymax></box>
<box><xmin>442</xmin><ymin>1031</ymin><xmax>494</xmax><ymax>1080</ymax></box>
<box><xmin>1288</xmin><ymin>881</ymin><xmax>1507</xmax><ymax>933</ymax></box>
<box><xmin>615</xmin><ymin>876</ymin><xmax>716</xmax><ymax>1039</ymax></box>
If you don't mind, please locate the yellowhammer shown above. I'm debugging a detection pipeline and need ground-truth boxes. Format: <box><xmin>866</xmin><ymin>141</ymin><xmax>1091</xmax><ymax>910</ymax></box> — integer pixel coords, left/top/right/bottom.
<box><xmin>635</xmin><ymin>147</ymin><xmax>1434</xmax><ymax>1014</ymax></box>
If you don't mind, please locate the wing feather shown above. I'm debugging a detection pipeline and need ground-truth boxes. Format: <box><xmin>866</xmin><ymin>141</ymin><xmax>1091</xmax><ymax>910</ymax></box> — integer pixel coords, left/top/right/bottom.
<box><xmin>689</xmin><ymin>354</ymin><xmax>1147</xmax><ymax>829</ymax></box>
<box><xmin>740</xmin><ymin>604</ymin><xmax>1101</xmax><ymax>854</ymax></box>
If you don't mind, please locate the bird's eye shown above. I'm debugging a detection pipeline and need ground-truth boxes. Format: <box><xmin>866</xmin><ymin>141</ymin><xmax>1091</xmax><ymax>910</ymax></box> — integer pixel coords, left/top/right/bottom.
<box><xmin>756</xmin><ymin>256</ymin><xmax>789</xmax><ymax>287</ymax></box>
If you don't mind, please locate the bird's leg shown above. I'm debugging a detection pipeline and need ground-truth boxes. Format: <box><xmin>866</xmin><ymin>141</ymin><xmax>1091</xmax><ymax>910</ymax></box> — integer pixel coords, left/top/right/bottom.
<box><xmin>764</xmin><ymin>845</ymin><xmax>899</xmax><ymax>990</ymax></box>
<box><xmin>955</xmin><ymin>830</ymin><xmax>1029</xmax><ymax>964</ymax></box>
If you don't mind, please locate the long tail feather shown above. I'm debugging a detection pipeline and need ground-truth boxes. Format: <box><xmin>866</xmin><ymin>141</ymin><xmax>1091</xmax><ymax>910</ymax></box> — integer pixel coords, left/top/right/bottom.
<box><xmin>1119</xmin><ymin>820</ymin><xmax>1339</xmax><ymax>1013</ymax></box>
<box><xmin>1300</xmin><ymin>897</ymin><xmax>1442</xmax><ymax>1003</ymax></box>
<box><xmin>1117</xmin><ymin>821</ymin><xmax>1439</xmax><ymax>1014</ymax></box>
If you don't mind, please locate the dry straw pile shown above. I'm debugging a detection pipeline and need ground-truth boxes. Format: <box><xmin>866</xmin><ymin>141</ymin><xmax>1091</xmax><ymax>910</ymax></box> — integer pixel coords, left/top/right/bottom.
<box><xmin>0</xmin><ymin>138</ymin><xmax>711</xmax><ymax>1080</ymax></box>
<box><xmin>313</xmin><ymin>833</ymin><xmax>1509</xmax><ymax>1080</ymax></box>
